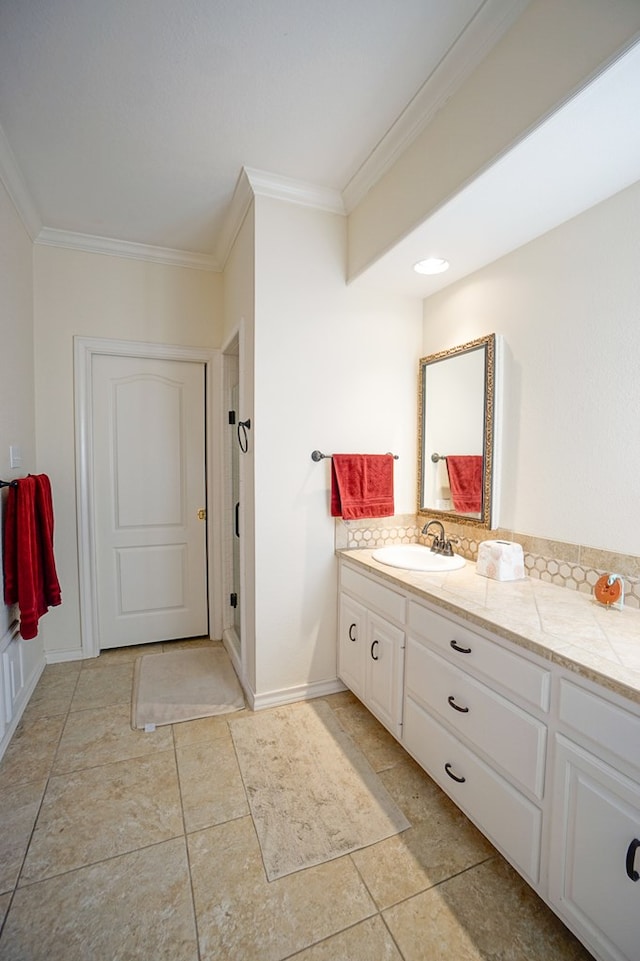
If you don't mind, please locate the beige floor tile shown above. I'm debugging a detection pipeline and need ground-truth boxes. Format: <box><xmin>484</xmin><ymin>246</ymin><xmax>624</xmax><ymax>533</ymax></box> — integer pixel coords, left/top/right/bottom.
<box><xmin>329</xmin><ymin>699</ymin><xmax>407</xmax><ymax>772</ymax></box>
<box><xmin>351</xmin><ymin>757</ymin><xmax>496</xmax><ymax>908</ymax></box>
<box><xmin>289</xmin><ymin>916</ymin><xmax>403</xmax><ymax>960</ymax></box>
<box><xmin>188</xmin><ymin>816</ymin><xmax>376</xmax><ymax>961</ymax></box>
<box><xmin>40</xmin><ymin>661</ymin><xmax>83</xmax><ymax>677</ymax></box>
<box><xmin>165</xmin><ymin>637</ymin><xmax>222</xmax><ymax>650</ymax></box>
<box><xmin>22</xmin><ymin>670</ymin><xmax>78</xmax><ymax>720</ymax></box>
<box><xmin>81</xmin><ymin>642</ymin><xmax>164</xmax><ymax>669</ymax></box>
<box><xmin>20</xmin><ymin>750</ymin><xmax>183</xmax><ymax>883</ymax></box>
<box><xmin>52</xmin><ymin>703</ymin><xmax>174</xmax><ymax>774</ymax></box>
<box><xmin>70</xmin><ymin>660</ymin><xmax>134</xmax><ymax>710</ymax></box>
<box><xmin>0</xmin><ymin>779</ymin><xmax>47</xmax><ymax>893</ymax></box>
<box><xmin>172</xmin><ymin>711</ymin><xmax>238</xmax><ymax>748</ymax></box>
<box><xmin>383</xmin><ymin>857</ymin><xmax>594</xmax><ymax>961</ymax></box>
<box><xmin>0</xmin><ymin>892</ymin><xmax>11</xmax><ymax>927</ymax></box>
<box><xmin>0</xmin><ymin>838</ymin><xmax>198</xmax><ymax>961</ymax></box>
<box><xmin>0</xmin><ymin>715</ymin><xmax>66</xmax><ymax>792</ymax></box>
<box><xmin>177</xmin><ymin>730</ymin><xmax>249</xmax><ymax>832</ymax></box>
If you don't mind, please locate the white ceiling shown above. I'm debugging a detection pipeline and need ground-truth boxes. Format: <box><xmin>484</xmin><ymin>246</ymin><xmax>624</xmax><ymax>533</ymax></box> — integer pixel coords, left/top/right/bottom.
<box><xmin>0</xmin><ymin>2</ymin><xmax>637</xmax><ymax>292</ymax></box>
<box><xmin>0</xmin><ymin>0</ymin><xmax>528</xmax><ymax>269</ymax></box>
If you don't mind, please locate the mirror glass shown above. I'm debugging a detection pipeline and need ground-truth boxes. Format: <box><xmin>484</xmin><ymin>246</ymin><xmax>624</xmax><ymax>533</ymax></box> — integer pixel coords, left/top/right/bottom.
<box><xmin>418</xmin><ymin>333</ymin><xmax>495</xmax><ymax>529</ymax></box>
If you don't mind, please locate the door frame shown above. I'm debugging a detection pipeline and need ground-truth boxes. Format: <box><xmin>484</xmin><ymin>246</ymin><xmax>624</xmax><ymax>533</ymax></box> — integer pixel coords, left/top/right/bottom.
<box><xmin>74</xmin><ymin>336</ymin><xmax>222</xmax><ymax>658</ymax></box>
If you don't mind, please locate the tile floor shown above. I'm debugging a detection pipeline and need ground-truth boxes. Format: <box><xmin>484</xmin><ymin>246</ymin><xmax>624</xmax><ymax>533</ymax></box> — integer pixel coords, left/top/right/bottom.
<box><xmin>0</xmin><ymin>639</ymin><xmax>594</xmax><ymax>961</ymax></box>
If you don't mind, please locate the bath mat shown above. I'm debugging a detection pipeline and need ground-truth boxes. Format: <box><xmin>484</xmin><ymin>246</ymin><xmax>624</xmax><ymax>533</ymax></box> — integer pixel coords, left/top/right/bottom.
<box><xmin>132</xmin><ymin>646</ymin><xmax>244</xmax><ymax>729</ymax></box>
<box><xmin>229</xmin><ymin>699</ymin><xmax>410</xmax><ymax>880</ymax></box>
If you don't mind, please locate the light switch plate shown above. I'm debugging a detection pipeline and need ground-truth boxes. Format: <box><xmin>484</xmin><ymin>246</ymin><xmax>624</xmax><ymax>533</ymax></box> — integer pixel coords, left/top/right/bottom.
<box><xmin>9</xmin><ymin>445</ymin><xmax>22</xmax><ymax>468</ymax></box>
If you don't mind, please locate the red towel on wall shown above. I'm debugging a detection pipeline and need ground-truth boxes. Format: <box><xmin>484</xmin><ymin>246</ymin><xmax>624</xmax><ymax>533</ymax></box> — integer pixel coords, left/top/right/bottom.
<box><xmin>331</xmin><ymin>454</ymin><xmax>394</xmax><ymax>519</ymax></box>
<box><xmin>446</xmin><ymin>455</ymin><xmax>483</xmax><ymax>513</ymax></box>
<box><xmin>3</xmin><ymin>474</ymin><xmax>62</xmax><ymax>639</ymax></box>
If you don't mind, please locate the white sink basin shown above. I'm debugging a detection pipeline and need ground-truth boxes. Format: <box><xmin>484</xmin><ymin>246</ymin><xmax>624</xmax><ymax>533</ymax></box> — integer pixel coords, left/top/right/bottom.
<box><xmin>371</xmin><ymin>544</ymin><xmax>466</xmax><ymax>572</ymax></box>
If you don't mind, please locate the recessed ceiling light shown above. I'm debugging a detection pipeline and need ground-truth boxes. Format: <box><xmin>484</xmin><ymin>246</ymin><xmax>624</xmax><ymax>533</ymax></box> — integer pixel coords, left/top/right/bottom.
<box><xmin>413</xmin><ymin>257</ymin><xmax>450</xmax><ymax>275</ymax></box>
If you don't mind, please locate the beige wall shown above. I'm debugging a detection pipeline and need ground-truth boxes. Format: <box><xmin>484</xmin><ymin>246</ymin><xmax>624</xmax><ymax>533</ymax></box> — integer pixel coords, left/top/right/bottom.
<box><xmin>252</xmin><ymin>196</ymin><xmax>422</xmax><ymax>700</ymax></box>
<box><xmin>348</xmin><ymin>0</ymin><xmax>640</xmax><ymax>279</ymax></box>
<box><xmin>0</xmin><ymin>182</ymin><xmax>37</xmax><ymax>641</ymax></box>
<box><xmin>33</xmin><ymin>246</ymin><xmax>222</xmax><ymax>657</ymax></box>
<box><xmin>422</xmin><ymin>178</ymin><xmax>640</xmax><ymax>556</ymax></box>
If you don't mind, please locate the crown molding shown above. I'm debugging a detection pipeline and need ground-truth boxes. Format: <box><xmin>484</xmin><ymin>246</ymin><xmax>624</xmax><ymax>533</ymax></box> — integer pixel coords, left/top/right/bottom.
<box><xmin>342</xmin><ymin>0</ymin><xmax>531</xmax><ymax>212</ymax></box>
<box><xmin>215</xmin><ymin>167</ymin><xmax>255</xmax><ymax>269</ymax></box>
<box><xmin>0</xmin><ymin>122</ymin><xmax>42</xmax><ymax>239</ymax></box>
<box><xmin>34</xmin><ymin>227</ymin><xmax>219</xmax><ymax>271</ymax></box>
<box><xmin>216</xmin><ymin>166</ymin><xmax>345</xmax><ymax>268</ymax></box>
<box><xmin>243</xmin><ymin>167</ymin><xmax>345</xmax><ymax>215</ymax></box>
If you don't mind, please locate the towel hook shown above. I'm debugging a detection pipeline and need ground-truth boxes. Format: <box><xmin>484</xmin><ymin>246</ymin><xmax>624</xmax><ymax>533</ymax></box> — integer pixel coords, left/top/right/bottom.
<box><xmin>237</xmin><ymin>419</ymin><xmax>251</xmax><ymax>454</ymax></box>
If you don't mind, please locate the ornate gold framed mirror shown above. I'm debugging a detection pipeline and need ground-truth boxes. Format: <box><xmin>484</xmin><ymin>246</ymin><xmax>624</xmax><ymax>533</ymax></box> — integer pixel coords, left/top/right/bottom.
<box><xmin>418</xmin><ymin>333</ymin><xmax>496</xmax><ymax>529</ymax></box>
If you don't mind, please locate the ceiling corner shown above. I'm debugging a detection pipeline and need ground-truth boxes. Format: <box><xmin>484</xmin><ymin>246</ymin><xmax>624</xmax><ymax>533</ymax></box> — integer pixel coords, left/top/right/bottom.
<box><xmin>0</xmin><ymin>121</ymin><xmax>42</xmax><ymax>240</ymax></box>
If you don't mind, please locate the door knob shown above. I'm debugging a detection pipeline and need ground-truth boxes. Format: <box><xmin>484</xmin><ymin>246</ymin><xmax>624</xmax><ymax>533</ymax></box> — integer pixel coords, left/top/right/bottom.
<box><xmin>197</xmin><ymin>508</ymin><xmax>206</xmax><ymax>520</ymax></box>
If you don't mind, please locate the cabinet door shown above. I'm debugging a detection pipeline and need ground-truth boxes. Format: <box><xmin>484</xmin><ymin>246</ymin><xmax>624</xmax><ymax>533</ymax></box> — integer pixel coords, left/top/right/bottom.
<box><xmin>549</xmin><ymin>735</ymin><xmax>640</xmax><ymax>961</ymax></box>
<box><xmin>3</xmin><ymin>639</ymin><xmax>24</xmax><ymax>722</ymax></box>
<box><xmin>338</xmin><ymin>594</ymin><xmax>366</xmax><ymax>699</ymax></box>
<box><xmin>365</xmin><ymin>612</ymin><xmax>405</xmax><ymax>736</ymax></box>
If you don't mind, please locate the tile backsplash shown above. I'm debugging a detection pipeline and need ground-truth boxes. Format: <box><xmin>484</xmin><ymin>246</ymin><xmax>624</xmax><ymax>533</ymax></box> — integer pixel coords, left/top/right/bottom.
<box><xmin>335</xmin><ymin>515</ymin><xmax>640</xmax><ymax>610</ymax></box>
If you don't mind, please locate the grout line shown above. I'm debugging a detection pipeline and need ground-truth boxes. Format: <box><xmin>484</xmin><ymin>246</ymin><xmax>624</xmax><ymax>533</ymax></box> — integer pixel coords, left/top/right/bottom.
<box><xmin>172</xmin><ymin>722</ymin><xmax>203</xmax><ymax>961</ymax></box>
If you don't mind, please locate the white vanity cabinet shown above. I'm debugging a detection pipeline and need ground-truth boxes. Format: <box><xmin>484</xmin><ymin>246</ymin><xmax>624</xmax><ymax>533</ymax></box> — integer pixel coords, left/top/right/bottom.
<box><xmin>403</xmin><ymin>598</ymin><xmax>550</xmax><ymax>885</ymax></box>
<box><xmin>338</xmin><ymin>563</ymin><xmax>406</xmax><ymax>738</ymax></box>
<box><xmin>548</xmin><ymin>679</ymin><xmax>640</xmax><ymax>961</ymax></box>
<box><xmin>337</xmin><ymin>555</ymin><xmax>640</xmax><ymax>961</ymax></box>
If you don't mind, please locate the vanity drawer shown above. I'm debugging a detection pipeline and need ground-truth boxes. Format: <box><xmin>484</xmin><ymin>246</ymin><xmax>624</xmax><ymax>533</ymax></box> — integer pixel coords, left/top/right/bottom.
<box><xmin>407</xmin><ymin>600</ymin><xmax>550</xmax><ymax>712</ymax></box>
<box><xmin>558</xmin><ymin>679</ymin><xmax>640</xmax><ymax>773</ymax></box>
<box><xmin>403</xmin><ymin>694</ymin><xmax>542</xmax><ymax>884</ymax></box>
<box><xmin>341</xmin><ymin>564</ymin><xmax>406</xmax><ymax>623</ymax></box>
<box><xmin>406</xmin><ymin>639</ymin><xmax>546</xmax><ymax>797</ymax></box>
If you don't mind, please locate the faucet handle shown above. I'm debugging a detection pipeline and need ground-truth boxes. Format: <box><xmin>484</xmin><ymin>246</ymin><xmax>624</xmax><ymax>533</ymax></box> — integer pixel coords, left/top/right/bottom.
<box><xmin>442</xmin><ymin>536</ymin><xmax>459</xmax><ymax>557</ymax></box>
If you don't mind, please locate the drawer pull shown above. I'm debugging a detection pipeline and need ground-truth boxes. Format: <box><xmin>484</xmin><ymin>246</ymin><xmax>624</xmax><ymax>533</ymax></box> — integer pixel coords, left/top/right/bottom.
<box><xmin>626</xmin><ymin>839</ymin><xmax>640</xmax><ymax>882</ymax></box>
<box><xmin>444</xmin><ymin>762</ymin><xmax>466</xmax><ymax>784</ymax></box>
<box><xmin>447</xmin><ymin>695</ymin><xmax>469</xmax><ymax>714</ymax></box>
<box><xmin>450</xmin><ymin>639</ymin><xmax>472</xmax><ymax>654</ymax></box>
<box><xmin>370</xmin><ymin>640</ymin><xmax>380</xmax><ymax>661</ymax></box>
<box><xmin>348</xmin><ymin>622</ymin><xmax>357</xmax><ymax>642</ymax></box>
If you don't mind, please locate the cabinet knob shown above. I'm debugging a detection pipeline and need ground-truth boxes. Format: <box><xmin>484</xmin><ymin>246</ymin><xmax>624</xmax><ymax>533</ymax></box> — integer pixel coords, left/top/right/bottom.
<box><xmin>447</xmin><ymin>695</ymin><xmax>470</xmax><ymax>714</ymax></box>
<box><xmin>370</xmin><ymin>639</ymin><xmax>380</xmax><ymax>661</ymax></box>
<box><xmin>444</xmin><ymin>762</ymin><xmax>466</xmax><ymax>784</ymax></box>
<box><xmin>450</xmin><ymin>639</ymin><xmax>472</xmax><ymax>654</ymax></box>
<box><xmin>626</xmin><ymin>838</ymin><xmax>640</xmax><ymax>882</ymax></box>
<box><xmin>348</xmin><ymin>623</ymin><xmax>357</xmax><ymax>642</ymax></box>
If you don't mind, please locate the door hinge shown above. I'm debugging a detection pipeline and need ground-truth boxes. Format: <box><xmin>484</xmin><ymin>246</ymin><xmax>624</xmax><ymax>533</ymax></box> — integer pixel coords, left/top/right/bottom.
<box><xmin>230</xmin><ymin>593</ymin><xmax>238</xmax><ymax>608</ymax></box>
<box><xmin>228</xmin><ymin>410</ymin><xmax>236</xmax><ymax>425</ymax></box>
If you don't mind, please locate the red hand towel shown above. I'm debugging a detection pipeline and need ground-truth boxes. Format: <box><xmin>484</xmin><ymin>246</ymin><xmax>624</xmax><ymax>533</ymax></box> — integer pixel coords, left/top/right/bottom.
<box><xmin>446</xmin><ymin>455</ymin><xmax>483</xmax><ymax>513</ymax></box>
<box><xmin>2</xmin><ymin>474</ymin><xmax>61</xmax><ymax>639</ymax></box>
<box><xmin>33</xmin><ymin>474</ymin><xmax>62</xmax><ymax>608</ymax></box>
<box><xmin>331</xmin><ymin>454</ymin><xmax>394</xmax><ymax>519</ymax></box>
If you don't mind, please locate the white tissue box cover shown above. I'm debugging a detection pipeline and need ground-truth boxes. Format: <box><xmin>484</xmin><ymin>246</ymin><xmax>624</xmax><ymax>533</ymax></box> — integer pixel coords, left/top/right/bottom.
<box><xmin>476</xmin><ymin>540</ymin><xmax>525</xmax><ymax>581</ymax></box>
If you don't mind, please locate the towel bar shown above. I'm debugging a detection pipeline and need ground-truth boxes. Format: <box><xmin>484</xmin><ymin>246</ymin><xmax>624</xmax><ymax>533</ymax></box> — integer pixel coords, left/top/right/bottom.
<box><xmin>311</xmin><ymin>450</ymin><xmax>399</xmax><ymax>462</ymax></box>
<box><xmin>0</xmin><ymin>479</ymin><xmax>18</xmax><ymax>488</ymax></box>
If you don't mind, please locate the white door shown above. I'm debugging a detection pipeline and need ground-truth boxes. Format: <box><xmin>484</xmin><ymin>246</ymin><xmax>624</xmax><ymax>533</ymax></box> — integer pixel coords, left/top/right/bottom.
<box><xmin>92</xmin><ymin>354</ymin><xmax>208</xmax><ymax>649</ymax></box>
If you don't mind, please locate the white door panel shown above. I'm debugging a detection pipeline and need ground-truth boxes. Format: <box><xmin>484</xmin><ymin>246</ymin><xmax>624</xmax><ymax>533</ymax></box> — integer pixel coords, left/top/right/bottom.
<box><xmin>92</xmin><ymin>355</ymin><xmax>207</xmax><ymax>648</ymax></box>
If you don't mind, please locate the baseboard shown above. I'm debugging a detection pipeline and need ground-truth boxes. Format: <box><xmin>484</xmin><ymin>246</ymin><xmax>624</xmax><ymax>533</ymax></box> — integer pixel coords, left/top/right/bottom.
<box><xmin>45</xmin><ymin>648</ymin><xmax>86</xmax><ymax>664</ymax></box>
<box><xmin>252</xmin><ymin>677</ymin><xmax>347</xmax><ymax>712</ymax></box>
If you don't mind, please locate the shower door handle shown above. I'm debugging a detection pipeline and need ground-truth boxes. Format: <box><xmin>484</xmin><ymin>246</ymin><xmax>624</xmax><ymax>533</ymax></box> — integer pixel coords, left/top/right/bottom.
<box><xmin>235</xmin><ymin>502</ymin><xmax>240</xmax><ymax>538</ymax></box>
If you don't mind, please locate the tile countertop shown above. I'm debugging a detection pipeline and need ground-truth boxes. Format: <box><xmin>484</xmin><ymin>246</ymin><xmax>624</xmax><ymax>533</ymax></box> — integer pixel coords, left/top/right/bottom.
<box><xmin>338</xmin><ymin>549</ymin><xmax>640</xmax><ymax>708</ymax></box>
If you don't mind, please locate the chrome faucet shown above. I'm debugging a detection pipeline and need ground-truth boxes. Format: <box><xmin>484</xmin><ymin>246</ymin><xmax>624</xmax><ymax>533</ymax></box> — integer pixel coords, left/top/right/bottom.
<box><xmin>421</xmin><ymin>520</ymin><xmax>457</xmax><ymax>557</ymax></box>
